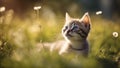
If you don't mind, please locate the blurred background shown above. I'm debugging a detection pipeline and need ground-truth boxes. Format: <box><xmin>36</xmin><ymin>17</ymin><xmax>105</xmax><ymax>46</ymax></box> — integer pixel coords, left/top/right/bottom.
<box><xmin>0</xmin><ymin>0</ymin><xmax>120</xmax><ymax>19</ymax></box>
<box><xmin>0</xmin><ymin>0</ymin><xmax>120</xmax><ymax>68</ymax></box>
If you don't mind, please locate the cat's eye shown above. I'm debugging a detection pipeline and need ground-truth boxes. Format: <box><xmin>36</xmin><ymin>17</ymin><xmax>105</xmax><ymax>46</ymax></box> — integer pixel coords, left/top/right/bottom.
<box><xmin>71</xmin><ymin>23</ymin><xmax>79</xmax><ymax>30</ymax></box>
<box><xmin>74</xmin><ymin>25</ymin><xmax>79</xmax><ymax>29</ymax></box>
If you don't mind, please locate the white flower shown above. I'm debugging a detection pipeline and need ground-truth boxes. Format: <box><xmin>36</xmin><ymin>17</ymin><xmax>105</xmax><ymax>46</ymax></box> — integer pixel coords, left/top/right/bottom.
<box><xmin>112</xmin><ymin>32</ymin><xmax>118</xmax><ymax>38</ymax></box>
<box><xmin>96</xmin><ymin>11</ymin><xmax>102</xmax><ymax>15</ymax></box>
<box><xmin>33</xmin><ymin>6</ymin><xmax>41</xmax><ymax>10</ymax></box>
<box><xmin>0</xmin><ymin>6</ymin><xmax>6</xmax><ymax>12</ymax></box>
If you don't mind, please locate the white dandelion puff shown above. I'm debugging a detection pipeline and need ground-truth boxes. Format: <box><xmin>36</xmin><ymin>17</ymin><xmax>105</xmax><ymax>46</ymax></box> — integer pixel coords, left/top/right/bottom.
<box><xmin>112</xmin><ymin>32</ymin><xmax>118</xmax><ymax>38</ymax></box>
<box><xmin>96</xmin><ymin>11</ymin><xmax>102</xmax><ymax>15</ymax></box>
<box><xmin>0</xmin><ymin>6</ymin><xmax>6</xmax><ymax>12</ymax></box>
<box><xmin>33</xmin><ymin>6</ymin><xmax>41</xmax><ymax>10</ymax></box>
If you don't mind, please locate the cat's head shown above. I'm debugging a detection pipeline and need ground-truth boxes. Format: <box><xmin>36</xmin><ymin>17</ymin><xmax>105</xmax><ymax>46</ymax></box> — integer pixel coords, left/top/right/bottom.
<box><xmin>62</xmin><ymin>12</ymin><xmax>91</xmax><ymax>42</ymax></box>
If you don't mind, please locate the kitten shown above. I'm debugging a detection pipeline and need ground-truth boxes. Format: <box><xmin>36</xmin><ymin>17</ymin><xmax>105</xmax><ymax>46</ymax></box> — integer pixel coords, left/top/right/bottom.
<box><xmin>59</xmin><ymin>12</ymin><xmax>91</xmax><ymax>56</ymax></box>
<box><xmin>37</xmin><ymin>12</ymin><xmax>91</xmax><ymax>56</ymax></box>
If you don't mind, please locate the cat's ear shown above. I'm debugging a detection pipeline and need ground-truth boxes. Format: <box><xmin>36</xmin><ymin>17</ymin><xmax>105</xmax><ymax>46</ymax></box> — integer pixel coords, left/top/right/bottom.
<box><xmin>66</xmin><ymin>12</ymin><xmax>72</xmax><ymax>22</ymax></box>
<box><xmin>81</xmin><ymin>12</ymin><xmax>91</xmax><ymax>25</ymax></box>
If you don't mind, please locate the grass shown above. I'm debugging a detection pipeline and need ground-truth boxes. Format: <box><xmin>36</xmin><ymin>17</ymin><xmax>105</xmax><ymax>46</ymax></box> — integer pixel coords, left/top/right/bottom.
<box><xmin>0</xmin><ymin>10</ymin><xmax>120</xmax><ymax>68</ymax></box>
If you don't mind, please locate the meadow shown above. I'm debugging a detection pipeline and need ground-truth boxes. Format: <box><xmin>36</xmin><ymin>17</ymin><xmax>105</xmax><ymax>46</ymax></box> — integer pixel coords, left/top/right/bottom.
<box><xmin>0</xmin><ymin>8</ymin><xmax>120</xmax><ymax>68</ymax></box>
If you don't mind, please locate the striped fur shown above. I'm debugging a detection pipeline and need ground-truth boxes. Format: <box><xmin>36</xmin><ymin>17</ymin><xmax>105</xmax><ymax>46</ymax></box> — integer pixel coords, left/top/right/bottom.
<box><xmin>60</xmin><ymin>12</ymin><xmax>91</xmax><ymax>56</ymax></box>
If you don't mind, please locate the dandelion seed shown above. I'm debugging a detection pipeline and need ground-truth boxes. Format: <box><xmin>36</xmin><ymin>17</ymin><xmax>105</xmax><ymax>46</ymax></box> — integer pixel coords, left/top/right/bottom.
<box><xmin>0</xmin><ymin>6</ymin><xmax>6</xmax><ymax>12</ymax></box>
<box><xmin>96</xmin><ymin>11</ymin><xmax>102</xmax><ymax>15</ymax></box>
<box><xmin>112</xmin><ymin>32</ymin><xmax>118</xmax><ymax>38</ymax></box>
<box><xmin>33</xmin><ymin>6</ymin><xmax>41</xmax><ymax>10</ymax></box>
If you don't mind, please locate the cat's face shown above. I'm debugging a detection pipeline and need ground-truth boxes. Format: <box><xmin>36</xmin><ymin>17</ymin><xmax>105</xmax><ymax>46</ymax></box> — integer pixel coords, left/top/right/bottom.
<box><xmin>62</xmin><ymin>12</ymin><xmax>91</xmax><ymax>41</ymax></box>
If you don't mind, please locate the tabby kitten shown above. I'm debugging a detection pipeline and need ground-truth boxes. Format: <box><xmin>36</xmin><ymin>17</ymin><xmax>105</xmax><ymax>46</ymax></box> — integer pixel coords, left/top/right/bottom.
<box><xmin>37</xmin><ymin>12</ymin><xmax>91</xmax><ymax>56</ymax></box>
<box><xmin>59</xmin><ymin>12</ymin><xmax>91</xmax><ymax>56</ymax></box>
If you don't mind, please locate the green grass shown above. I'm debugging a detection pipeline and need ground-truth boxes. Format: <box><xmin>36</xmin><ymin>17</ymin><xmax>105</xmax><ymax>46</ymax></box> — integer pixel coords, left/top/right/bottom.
<box><xmin>0</xmin><ymin>10</ymin><xmax>120</xmax><ymax>68</ymax></box>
